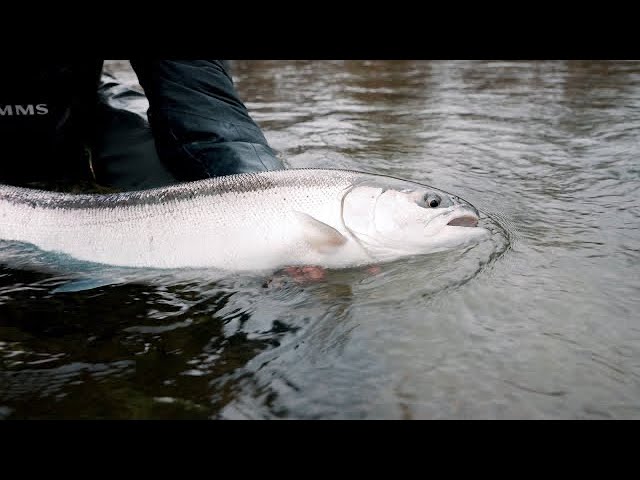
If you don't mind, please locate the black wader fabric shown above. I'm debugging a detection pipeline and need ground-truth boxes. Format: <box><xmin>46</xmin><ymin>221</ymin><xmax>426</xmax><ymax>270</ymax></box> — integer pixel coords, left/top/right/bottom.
<box><xmin>0</xmin><ymin>60</ymin><xmax>284</xmax><ymax>190</ymax></box>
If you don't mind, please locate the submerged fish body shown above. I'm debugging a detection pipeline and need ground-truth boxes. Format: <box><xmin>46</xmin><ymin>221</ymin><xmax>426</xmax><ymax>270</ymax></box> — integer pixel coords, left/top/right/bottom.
<box><xmin>0</xmin><ymin>169</ymin><xmax>489</xmax><ymax>271</ymax></box>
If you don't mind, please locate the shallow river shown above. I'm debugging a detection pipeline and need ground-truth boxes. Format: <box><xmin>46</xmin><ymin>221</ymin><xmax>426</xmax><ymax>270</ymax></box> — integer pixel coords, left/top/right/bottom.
<box><xmin>1</xmin><ymin>60</ymin><xmax>638</xmax><ymax>419</ymax></box>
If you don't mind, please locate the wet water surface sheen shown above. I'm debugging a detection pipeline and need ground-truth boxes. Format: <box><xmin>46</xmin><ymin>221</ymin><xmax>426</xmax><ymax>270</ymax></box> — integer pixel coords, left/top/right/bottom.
<box><xmin>1</xmin><ymin>60</ymin><xmax>639</xmax><ymax>419</ymax></box>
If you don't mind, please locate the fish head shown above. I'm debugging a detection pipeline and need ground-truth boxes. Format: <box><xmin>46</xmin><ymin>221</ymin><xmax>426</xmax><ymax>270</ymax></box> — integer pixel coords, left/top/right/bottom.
<box><xmin>341</xmin><ymin>176</ymin><xmax>490</xmax><ymax>259</ymax></box>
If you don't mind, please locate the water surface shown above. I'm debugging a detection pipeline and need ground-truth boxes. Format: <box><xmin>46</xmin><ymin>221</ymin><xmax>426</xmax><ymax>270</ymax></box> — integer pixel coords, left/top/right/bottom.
<box><xmin>1</xmin><ymin>60</ymin><xmax>639</xmax><ymax>419</ymax></box>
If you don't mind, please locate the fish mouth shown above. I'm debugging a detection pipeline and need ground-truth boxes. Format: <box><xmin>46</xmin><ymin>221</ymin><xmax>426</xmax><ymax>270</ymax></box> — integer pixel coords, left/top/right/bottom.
<box><xmin>446</xmin><ymin>214</ymin><xmax>479</xmax><ymax>227</ymax></box>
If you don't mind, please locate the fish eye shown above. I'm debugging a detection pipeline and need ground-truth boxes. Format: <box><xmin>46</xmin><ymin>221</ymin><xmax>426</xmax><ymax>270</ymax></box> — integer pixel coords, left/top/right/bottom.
<box><xmin>423</xmin><ymin>194</ymin><xmax>441</xmax><ymax>208</ymax></box>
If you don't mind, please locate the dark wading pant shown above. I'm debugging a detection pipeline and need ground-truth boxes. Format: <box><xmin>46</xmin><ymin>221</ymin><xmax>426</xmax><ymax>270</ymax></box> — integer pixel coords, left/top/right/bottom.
<box><xmin>0</xmin><ymin>60</ymin><xmax>285</xmax><ymax>190</ymax></box>
<box><xmin>91</xmin><ymin>73</ymin><xmax>179</xmax><ymax>190</ymax></box>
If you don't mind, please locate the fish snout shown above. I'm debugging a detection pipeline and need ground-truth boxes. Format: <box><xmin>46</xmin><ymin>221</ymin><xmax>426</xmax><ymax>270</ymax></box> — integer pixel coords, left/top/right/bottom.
<box><xmin>445</xmin><ymin>197</ymin><xmax>480</xmax><ymax>227</ymax></box>
<box><xmin>444</xmin><ymin>195</ymin><xmax>481</xmax><ymax>227</ymax></box>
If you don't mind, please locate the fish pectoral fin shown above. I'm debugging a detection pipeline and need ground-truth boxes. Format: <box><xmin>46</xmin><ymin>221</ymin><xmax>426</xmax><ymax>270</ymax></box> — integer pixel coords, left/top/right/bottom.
<box><xmin>293</xmin><ymin>211</ymin><xmax>348</xmax><ymax>253</ymax></box>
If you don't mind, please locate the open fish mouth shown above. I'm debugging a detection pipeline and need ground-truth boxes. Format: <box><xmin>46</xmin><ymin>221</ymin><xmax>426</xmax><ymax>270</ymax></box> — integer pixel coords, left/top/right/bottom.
<box><xmin>446</xmin><ymin>214</ymin><xmax>479</xmax><ymax>227</ymax></box>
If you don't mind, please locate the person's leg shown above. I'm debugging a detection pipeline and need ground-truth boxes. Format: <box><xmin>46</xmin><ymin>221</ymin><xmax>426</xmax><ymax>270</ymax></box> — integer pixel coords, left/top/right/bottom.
<box><xmin>90</xmin><ymin>71</ymin><xmax>178</xmax><ymax>191</ymax></box>
<box><xmin>130</xmin><ymin>60</ymin><xmax>285</xmax><ymax>181</ymax></box>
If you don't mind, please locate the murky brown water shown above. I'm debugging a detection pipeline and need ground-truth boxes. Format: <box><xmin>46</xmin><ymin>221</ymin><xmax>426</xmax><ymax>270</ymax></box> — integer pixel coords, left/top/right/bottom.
<box><xmin>1</xmin><ymin>60</ymin><xmax>639</xmax><ymax>419</ymax></box>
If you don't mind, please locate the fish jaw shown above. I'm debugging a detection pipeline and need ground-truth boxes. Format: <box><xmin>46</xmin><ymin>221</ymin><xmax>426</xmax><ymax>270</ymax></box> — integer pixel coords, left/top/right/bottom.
<box><xmin>447</xmin><ymin>215</ymin><xmax>479</xmax><ymax>227</ymax></box>
<box><xmin>434</xmin><ymin>209</ymin><xmax>489</xmax><ymax>249</ymax></box>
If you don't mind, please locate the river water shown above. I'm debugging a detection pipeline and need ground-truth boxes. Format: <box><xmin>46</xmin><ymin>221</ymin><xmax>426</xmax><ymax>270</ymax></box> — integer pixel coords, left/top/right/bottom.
<box><xmin>1</xmin><ymin>60</ymin><xmax>639</xmax><ymax>419</ymax></box>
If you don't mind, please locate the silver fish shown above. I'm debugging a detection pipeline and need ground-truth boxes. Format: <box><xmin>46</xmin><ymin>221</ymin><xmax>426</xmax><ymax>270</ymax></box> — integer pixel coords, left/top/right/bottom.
<box><xmin>0</xmin><ymin>169</ymin><xmax>489</xmax><ymax>271</ymax></box>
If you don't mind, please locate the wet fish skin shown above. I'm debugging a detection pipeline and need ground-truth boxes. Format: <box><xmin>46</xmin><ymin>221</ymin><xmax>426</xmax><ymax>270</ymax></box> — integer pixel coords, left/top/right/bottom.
<box><xmin>0</xmin><ymin>168</ymin><xmax>488</xmax><ymax>271</ymax></box>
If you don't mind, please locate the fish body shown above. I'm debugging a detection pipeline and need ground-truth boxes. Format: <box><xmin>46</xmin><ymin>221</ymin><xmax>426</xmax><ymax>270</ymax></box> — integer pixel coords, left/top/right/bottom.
<box><xmin>0</xmin><ymin>169</ymin><xmax>488</xmax><ymax>271</ymax></box>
